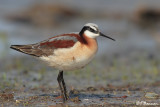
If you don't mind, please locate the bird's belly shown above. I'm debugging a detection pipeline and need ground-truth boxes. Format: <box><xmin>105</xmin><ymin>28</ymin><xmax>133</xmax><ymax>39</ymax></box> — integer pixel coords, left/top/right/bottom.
<box><xmin>40</xmin><ymin>42</ymin><xmax>97</xmax><ymax>71</ymax></box>
<box><xmin>40</xmin><ymin>51</ymin><xmax>96</xmax><ymax>71</ymax></box>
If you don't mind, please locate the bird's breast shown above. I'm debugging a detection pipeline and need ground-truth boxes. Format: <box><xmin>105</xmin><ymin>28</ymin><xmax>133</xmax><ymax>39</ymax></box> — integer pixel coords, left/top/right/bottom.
<box><xmin>40</xmin><ymin>40</ymin><xmax>98</xmax><ymax>71</ymax></box>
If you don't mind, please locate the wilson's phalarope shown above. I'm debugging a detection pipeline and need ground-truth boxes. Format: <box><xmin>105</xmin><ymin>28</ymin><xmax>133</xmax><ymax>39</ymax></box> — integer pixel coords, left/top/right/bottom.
<box><xmin>10</xmin><ymin>23</ymin><xmax>115</xmax><ymax>102</ymax></box>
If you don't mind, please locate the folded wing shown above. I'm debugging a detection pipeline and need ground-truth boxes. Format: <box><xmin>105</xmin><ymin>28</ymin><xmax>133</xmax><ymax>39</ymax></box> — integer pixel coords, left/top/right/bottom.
<box><xmin>10</xmin><ymin>33</ymin><xmax>80</xmax><ymax>57</ymax></box>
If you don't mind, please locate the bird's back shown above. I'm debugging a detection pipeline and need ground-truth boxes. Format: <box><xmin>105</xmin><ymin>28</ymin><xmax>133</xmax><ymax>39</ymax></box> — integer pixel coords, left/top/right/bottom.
<box><xmin>10</xmin><ymin>33</ymin><xmax>82</xmax><ymax>57</ymax></box>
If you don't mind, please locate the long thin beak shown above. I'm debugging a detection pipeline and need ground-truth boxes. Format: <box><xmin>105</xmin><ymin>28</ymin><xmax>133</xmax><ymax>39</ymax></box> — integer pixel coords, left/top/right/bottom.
<box><xmin>100</xmin><ymin>32</ymin><xmax>115</xmax><ymax>41</ymax></box>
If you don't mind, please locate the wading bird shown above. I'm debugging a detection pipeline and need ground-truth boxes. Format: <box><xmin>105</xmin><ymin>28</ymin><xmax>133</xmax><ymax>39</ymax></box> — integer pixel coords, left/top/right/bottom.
<box><xmin>10</xmin><ymin>23</ymin><xmax>115</xmax><ymax>102</ymax></box>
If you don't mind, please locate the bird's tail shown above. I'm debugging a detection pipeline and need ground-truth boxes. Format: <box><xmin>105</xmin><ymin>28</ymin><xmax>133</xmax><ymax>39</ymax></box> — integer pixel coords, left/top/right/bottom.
<box><xmin>10</xmin><ymin>45</ymin><xmax>39</xmax><ymax>57</ymax></box>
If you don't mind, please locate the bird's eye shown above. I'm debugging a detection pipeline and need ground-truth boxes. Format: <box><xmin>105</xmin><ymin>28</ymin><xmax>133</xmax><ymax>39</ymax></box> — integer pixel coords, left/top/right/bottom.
<box><xmin>89</xmin><ymin>27</ymin><xmax>98</xmax><ymax>33</ymax></box>
<box><xmin>89</xmin><ymin>28</ymin><xmax>95</xmax><ymax>32</ymax></box>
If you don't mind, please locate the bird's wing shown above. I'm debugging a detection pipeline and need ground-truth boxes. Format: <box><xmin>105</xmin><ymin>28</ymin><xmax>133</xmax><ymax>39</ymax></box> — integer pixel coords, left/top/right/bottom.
<box><xmin>11</xmin><ymin>33</ymin><xmax>81</xmax><ymax>57</ymax></box>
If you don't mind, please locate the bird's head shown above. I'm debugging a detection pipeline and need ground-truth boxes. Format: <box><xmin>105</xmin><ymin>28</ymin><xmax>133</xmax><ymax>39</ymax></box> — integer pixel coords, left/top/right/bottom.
<box><xmin>79</xmin><ymin>23</ymin><xmax>115</xmax><ymax>41</ymax></box>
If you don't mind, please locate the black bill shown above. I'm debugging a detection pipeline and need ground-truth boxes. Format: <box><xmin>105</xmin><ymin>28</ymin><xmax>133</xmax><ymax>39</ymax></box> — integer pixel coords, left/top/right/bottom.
<box><xmin>100</xmin><ymin>32</ymin><xmax>115</xmax><ymax>41</ymax></box>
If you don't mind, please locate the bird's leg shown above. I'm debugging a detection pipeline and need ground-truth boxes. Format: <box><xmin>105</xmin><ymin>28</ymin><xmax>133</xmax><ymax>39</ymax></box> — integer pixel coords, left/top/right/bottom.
<box><xmin>61</xmin><ymin>73</ymin><xmax>68</xmax><ymax>100</ymax></box>
<box><xmin>57</xmin><ymin>70</ymin><xmax>68</xmax><ymax>102</ymax></box>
